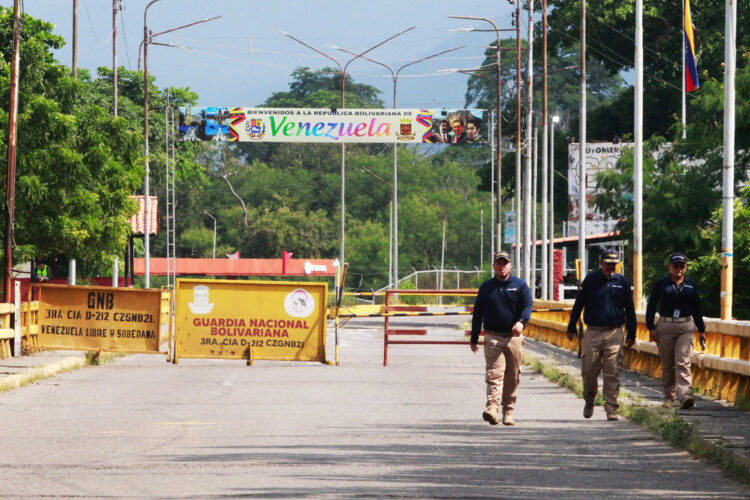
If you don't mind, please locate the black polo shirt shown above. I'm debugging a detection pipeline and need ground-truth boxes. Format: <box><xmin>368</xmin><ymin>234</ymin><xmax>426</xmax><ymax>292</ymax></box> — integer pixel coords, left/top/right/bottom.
<box><xmin>645</xmin><ymin>276</ymin><xmax>705</xmax><ymax>332</ymax></box>
<box><xmin>471</xmin><ymin>275</ymin><xmax>533</xmax><ymax>344</ymax></box>
<box><xmin>566</xmin><ymin>270</ymin><xmax>637</xmax><ymax>339</ymax></box>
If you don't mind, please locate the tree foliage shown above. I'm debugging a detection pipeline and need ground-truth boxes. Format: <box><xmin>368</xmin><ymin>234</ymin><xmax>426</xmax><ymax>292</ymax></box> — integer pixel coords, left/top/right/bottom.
<box><xmin>0</xmin><ymin>8</ymin><xmax>202</xmax><ymax>280</ymax></box>
<box><xmin>594</xmin><ymin>60</ymin><xmax>750</xmax><ymax>317</ymax></box>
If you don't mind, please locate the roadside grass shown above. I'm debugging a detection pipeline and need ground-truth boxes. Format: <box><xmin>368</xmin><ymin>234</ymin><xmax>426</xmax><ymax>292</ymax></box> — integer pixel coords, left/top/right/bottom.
<box><xmin>523</xmin><ymin>352</ymin><xmax>750</xmax><ymax>484</ymax></box>
<box><xmin>0</xmin><ymin>351</ymin><xmax>123</xmax><ymax>394</ymax></box>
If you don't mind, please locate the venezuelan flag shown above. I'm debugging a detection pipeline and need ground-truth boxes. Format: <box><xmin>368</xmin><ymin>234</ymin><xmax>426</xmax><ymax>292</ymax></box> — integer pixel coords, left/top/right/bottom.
<box><xmin>684</xmin><ymin>0</ymin><xmax>700</xmax><ymax>92</ymax></box>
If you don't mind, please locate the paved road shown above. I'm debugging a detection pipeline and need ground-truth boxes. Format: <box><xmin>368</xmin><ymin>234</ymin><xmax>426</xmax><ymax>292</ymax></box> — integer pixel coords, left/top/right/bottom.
<box><xmin>1</xmin><ymin>319</ymin><xmax>748</xmax><ymax>498</ymax></box>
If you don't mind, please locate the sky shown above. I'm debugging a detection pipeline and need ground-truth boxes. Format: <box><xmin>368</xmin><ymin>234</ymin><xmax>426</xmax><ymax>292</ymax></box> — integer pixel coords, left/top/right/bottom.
<box><xmin>5</xmin><ymin>0</ymin><xmax>518</xmax><ymax>109</ymax></box>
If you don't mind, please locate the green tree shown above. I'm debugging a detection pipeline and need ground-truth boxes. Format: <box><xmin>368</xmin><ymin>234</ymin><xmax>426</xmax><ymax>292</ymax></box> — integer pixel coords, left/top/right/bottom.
<box><xmin>594</xmin><ymin>62</ymin><xmax>750</xmax><ymax>318</ymax></box>
<box><xmin>263</xmin><ymin>67</ymin><xmax>384</xmax><ymax>108</ymax></box>
<box><xmin>689</xmin><ymin>186</ymin><xmax>750</xmax><ymax>320</ymax></box>
<box><xmin>546</xmin><ymin>0</ymin><xmax>749</xmax><ymax>139</ymax></box>
<box><xmin>0</xmin><ymin>9</ymin><xmax>144</xmax><ymax>277</ymax></box>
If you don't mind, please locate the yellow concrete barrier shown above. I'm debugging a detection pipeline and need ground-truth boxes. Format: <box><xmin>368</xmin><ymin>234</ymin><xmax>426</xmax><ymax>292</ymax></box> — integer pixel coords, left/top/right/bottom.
<box><xmin>528</xmin><ymin>300</ymin><xmax>750</xmax><ymax>404</ymax></box>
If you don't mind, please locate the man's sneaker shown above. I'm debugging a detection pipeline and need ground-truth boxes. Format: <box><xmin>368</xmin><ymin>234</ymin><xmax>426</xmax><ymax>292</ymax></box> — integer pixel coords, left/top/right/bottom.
<box><xmin>502</xmin><ymin>411</ymin><xmax>515</xmax><ymax>426</ymax></box>
<box><xmin>482</xmin><ymin>407</ymin><xmax>500</xmax><ymax>425</ymax></box>
<box><xmin>661</xmin><ymin>399</ymin><xmax>675</xmax><ymax>409</ymax></box>
<box><xmin>583</xmin><ymin>401</ymin><xmax>594</xmax><ymax>419</ymax></box>
<box><xmin>606</xmin><ymin>411</ymin><xmax>619</xmax><ymax>421</ymax></box>
<box><xmin>679</xmin><ymin>397</ymin><xmax>695</xmax><ymax>410</ymax></box>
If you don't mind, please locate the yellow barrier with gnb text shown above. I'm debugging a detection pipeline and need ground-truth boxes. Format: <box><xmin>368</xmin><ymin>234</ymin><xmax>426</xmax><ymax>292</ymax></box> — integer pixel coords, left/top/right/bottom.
<box><xmin>174</xmin><ymin>279</ymin><xmax>327</xmax><ymax>363</ymax></box>
<box><xmin>36</xmin><ymin>284</ymin><xmax>163</xmax><ymax>354</ymax></box>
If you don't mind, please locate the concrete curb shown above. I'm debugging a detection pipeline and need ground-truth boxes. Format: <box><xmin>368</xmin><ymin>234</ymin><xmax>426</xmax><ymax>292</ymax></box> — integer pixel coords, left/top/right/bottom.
<box><xmin>0</xmin><ymin>355</ymin><xmax>87</xmax><ymax>393</ymax></box>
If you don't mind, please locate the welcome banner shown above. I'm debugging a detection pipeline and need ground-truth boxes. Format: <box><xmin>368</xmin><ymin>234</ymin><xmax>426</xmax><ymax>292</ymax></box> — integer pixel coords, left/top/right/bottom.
<box><xmin>178</xmin><ymin>107</ymin><xmax>485</xmax><ymax>144</ymax></box>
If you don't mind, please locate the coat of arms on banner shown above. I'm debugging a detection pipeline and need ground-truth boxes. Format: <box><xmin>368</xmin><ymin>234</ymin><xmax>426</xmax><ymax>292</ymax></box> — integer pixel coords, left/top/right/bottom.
<box><xmin>397</xmin><ymin>119</ymin><xmax>416</xmax><ymax>141</ymax></box>
<box><xmin>284</xmin><ymin>288</ymin><xmax>315</xmax><ymax>318</ymax></box>
<box><xmin>245</xmin><ymin>118</ymin><xmax>265</xmax><ymax>140</ymax></box>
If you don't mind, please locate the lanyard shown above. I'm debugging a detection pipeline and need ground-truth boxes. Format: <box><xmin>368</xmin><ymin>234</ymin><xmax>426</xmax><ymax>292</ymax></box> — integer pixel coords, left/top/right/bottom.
<box><xmin>671</xmin><ymin>281</ymin><xmax>684</xmax><ymax>318</ymax></box>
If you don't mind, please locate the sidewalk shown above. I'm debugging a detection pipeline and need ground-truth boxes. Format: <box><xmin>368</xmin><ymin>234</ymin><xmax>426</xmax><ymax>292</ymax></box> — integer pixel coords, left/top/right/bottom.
<box><xmin>524</xmin><ymin>337</ymin><xmax>750</xmax><ymax>473</ymax></box>
<box><xmin>0</xmin><ymin>350</ymin><xmax>87</xmax><ymax>392</ymax></box>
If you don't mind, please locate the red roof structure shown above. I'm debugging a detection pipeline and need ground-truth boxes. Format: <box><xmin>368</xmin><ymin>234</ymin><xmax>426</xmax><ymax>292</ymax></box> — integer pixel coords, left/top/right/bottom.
<box><xmin>133</xmin><ymin>258</ymin><xmax>336</xmax><ymax>277</ymax></box>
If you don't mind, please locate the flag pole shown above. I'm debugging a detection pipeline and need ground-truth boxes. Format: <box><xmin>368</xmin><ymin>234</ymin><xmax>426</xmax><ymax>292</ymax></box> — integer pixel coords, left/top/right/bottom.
<box><xmin>681</xmin><ymin>0</ymin><xmax>687</xmax><ymax>139</ymax></box>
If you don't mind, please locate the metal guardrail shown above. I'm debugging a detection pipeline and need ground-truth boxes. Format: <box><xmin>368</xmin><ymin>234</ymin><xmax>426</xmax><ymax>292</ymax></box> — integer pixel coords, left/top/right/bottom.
<box><xmin>527</xmin><ymin>299</ymin><xmax>750</xmax><ymax>404</ymax></box>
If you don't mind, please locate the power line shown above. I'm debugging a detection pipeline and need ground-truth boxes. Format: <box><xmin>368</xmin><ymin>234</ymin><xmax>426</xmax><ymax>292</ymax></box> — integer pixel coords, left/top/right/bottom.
<box><xmin>549</xmin><ymin>26</ymin><xmax>684</xmax><ymax>94</ymax></box>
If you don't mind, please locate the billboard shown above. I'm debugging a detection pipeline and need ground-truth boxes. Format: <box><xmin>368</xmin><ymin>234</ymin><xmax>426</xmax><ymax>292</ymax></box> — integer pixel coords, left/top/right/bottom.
<box><xmin>174</xmin><ymin>279</ymin><xmax>328</xmax><ymax>363</ymax></box>
<box><xmin>567</xmin><ymin>142</ymin><xmax>631</xmax><ymax>236</ymax></box>
<box><xmin>178</xmin><ymin>107</ymin><xmax>486</xmax><ymax>144</ymax></box>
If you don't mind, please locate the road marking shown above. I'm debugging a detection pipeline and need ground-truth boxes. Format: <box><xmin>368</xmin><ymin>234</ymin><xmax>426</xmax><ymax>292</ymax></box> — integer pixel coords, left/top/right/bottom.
<box><xmin>158</xmin><ymin>422</ymin><xmax>218</xmax><ymax>426</ymax></box>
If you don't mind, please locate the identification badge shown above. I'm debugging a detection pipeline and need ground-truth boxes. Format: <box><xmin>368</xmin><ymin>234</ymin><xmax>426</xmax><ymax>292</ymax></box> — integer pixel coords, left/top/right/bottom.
<box><xmin>673</xmin><ymin>308</ymin><xmax>681</xmax><ymax>319</ymax></box>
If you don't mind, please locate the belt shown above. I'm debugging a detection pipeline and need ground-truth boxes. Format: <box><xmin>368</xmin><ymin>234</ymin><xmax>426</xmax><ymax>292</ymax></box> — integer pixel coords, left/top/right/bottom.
<box><xmin>586</xmin><ymin>324</ymin><xmax>622</xmax><ymax>330</ymax></box>
<box><xmin>662</xmin><ymin>316</ymin><xmax>692</xmax><ymax>323</ymax></box>
<box><xmin>485</xmin><ymin>330</ymin><xmax>513</xmax><ymax>338</ymax></box>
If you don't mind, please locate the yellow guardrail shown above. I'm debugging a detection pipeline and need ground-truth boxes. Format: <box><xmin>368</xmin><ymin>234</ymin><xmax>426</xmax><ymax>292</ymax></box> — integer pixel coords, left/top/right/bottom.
<box><xmin>527</xmin><ymin>299</ymin><xmax>750</xmax><ymax>404</ymax></box>
<box><xmin>0</xmin><ymin>300</ymin><xmax>41</xmax><ymax>358</ymax></box>
<box><xmin>160</xmin><ymin>290</ymin><xmax>171</xmax><ymax>345</ymax></box>
<box><xmin>0</xmin><ymin>302</ymin><xmax>14</xmax><ymax>358</ymax></box>
<box><xmin>20</xmin><ymin>300</ymin><xmax>40</xmax><ymax>353</ymax></box>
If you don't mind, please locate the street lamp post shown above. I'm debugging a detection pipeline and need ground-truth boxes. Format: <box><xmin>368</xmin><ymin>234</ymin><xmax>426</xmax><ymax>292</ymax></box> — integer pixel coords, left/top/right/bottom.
<box><xmin>360</xmin><ymin>166</ymin><xmax>393</xmax><ymax>285</ymax></box>
<box><xmin>204</xmin><ymin>210</ymin><xmax>216</xmax><ymax>259</ymax></box>
<box><xmin>330</xmin><ymin>45</ymin><xmax>463</xmax><ymax>289</ymax></box>
<box><xmin>142</xmin><ymin>1</ymin><xmax>220</xmax><ymax>288</ymax></box>
<box><xmin>549</xmin><ymin>115</ymin><xmax>559</xmax><ymax>300</ymax></box>
<box><xmin>449</xmin><ymin>16</ymin><xmax>508</xmax><ymax>256</ymax></box>
<box><xmin>280</xmin><ymin>27</ymin><xmax>414</xmax><ymax>298</ymax></box>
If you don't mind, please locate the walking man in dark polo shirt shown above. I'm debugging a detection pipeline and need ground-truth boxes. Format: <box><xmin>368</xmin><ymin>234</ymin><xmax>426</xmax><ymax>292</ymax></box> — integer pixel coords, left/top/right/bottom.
<box><xmin>646</xmin><ymin>252</ymin><xmax>706</xmax><ymax>410</ymax></box>
<box><xmin>566</xmin><ymin>248</ymin><xmax>636</xmax><ymax>421</ymax></box>
<box><xmin>470</xmin><ymin>251</ymin><xmax>533</xmax><ymax>426</ymax></box>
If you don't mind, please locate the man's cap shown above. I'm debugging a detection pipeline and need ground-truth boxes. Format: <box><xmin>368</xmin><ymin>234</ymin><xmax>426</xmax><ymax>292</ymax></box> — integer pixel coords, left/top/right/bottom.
<box><xmin>669</xmin><ymin>252</ymin><xmax>687</xmax><ymax>264</ymax></box>
<box><xmin>493</xmin><ymin>250</ymin><xmax>511</xmax><ymax>262</ymax></box>
<box><xmin>599</xmin><ymin>248</ymin><xmax>620</xmax><ymax>263</ymax></box>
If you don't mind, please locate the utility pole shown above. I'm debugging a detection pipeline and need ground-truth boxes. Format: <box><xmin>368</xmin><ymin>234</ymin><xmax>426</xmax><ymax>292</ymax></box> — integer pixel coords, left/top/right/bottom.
<box><xmin>531</xmin><ymin>126</ymin><xmax>538</xmax><ymax>296</ymax></box>
<box><xmin>549</xmin><ymin>115</ymin><xmax>560</xmax><ymax>299</ymax></box>
<box><xmin>333</xmin><ymin>43</ymin><xmax>460</xmax><ymax>290</ymax></box>
<box><xmin>3</xmin><ymin>0</ymin><xmax>21</xmax><ymax>302</ymax></box>
<box><xmin>540</xmin><ymin>0</ymin><xmax>549</xmax><ymax>300</ymax></box>
<box><xmin>634</xmin><ymin>0</ymin><xmax>644</xmax><ymax>309</ymax></box>
<box><xmin>143</xmin><ymin>1</ymin><xmax>156</xmax><ymax>288</ymax></box>
<box><xmin>447</xmin><ymin>16</ymin><xmax>505</xmax><ymax>253</ymax></box>
<box><xmin>113</xmin><ymin>0</ymin><xmax>119</xmax><ymax>117</ymax></box>
<box><xmin>142</xmin><ymin>3</ymin><xmax>221</xmax><ymax>288</ymax></box>
<box><xmin>282</xmin><ymin>27</ymin><xmax>413</xmax><ymax>297</ymax></box>
<box><xmin>578</xmin><ymin>0</ymin><xmax>587</xmax><ymax>275</ymax></box>
<box><xmin>72</xmin><ymin>0</ymin><xmax>78</xmax><ymax>77</ymax></box>
<box><xmin>721</xmin><ymin>0</ymin><xmax>736</xmax><ymax>320</ymax></box>
<box><xmin>523</xmin><ymin>0</ymin><xmax>534</xmax><ymax>285</ymax></box>
<box><xmin>515</xmin><ymin>0</ymin><xmax>522</xmax><ymax>271</ymax></box>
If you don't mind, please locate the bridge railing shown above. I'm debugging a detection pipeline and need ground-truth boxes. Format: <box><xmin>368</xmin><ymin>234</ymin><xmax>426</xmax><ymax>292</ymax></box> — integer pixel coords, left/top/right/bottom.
<box><xmin>527</xmin><ymin>300</ymin><xmax>750</xmax><ymax>404</ymax></box>
<box><xmin>0</xmin><ymin>303</ymin><xmax>14</xmax><ymax>358</ymax></box>
<box><xmin>20</xmin><ymin>300</ymin><xmax>40</xmax><ymax>353</ymax></box>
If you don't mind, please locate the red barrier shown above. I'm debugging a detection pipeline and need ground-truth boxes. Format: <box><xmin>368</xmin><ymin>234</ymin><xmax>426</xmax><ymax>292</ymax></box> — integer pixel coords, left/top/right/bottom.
<box><xmin>383</xmin><ymin>289</ymin><xmax>483</xmax><ymax>366</ymax></box>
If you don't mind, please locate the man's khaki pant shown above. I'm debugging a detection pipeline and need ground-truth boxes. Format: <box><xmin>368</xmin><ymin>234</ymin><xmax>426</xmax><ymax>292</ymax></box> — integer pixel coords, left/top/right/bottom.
<box><xmin>483</xmin><ymin>332</ymin><xmax>524</xmax><ymax>412</ymax></box>
<box><xmin>582</xmin><ymin>325</ymin><xmax>624</xmax><ymax>414</ymax></box>
<box><xmin>655</xmin><ymin>319</ymin><xmax>695</xmax><ymax>402</ymax></box>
